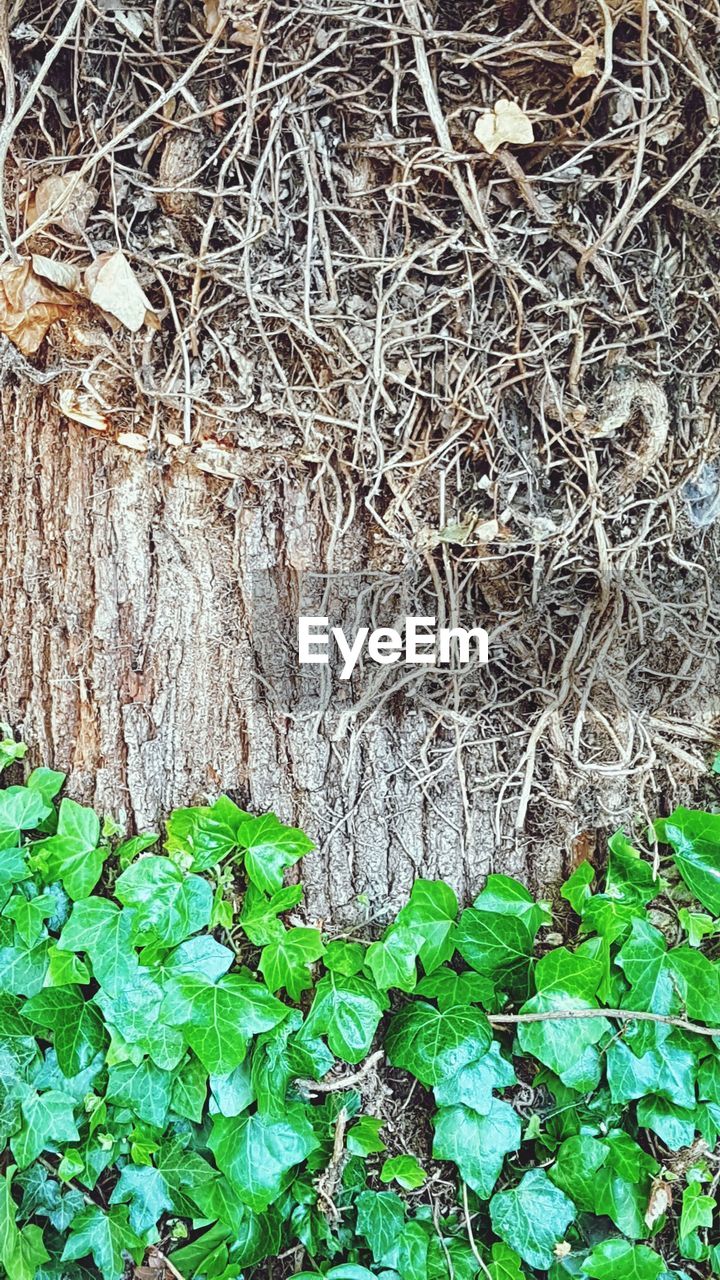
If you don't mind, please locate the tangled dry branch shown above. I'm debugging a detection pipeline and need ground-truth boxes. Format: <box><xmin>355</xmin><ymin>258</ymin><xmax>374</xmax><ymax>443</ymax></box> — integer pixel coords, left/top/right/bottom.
<box><xmin>1</xmin><ymin>0</ymin><xmax>719</xmax><ymax>874</ymax></box>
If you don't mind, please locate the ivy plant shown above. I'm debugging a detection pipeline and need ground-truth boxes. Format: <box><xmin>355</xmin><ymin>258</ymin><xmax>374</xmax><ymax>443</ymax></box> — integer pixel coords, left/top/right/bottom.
<box><xmin>0</xmin><ymin>737</ymin><xmax>719</xmax><ymax>1279</ymax></box>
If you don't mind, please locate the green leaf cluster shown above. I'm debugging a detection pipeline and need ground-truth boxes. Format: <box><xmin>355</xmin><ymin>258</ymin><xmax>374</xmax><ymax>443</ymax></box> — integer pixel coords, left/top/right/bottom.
<box><xmin>1</xmin><ymin>742</ymin><xmax>719</xmax><ymax>1280</ymax></box>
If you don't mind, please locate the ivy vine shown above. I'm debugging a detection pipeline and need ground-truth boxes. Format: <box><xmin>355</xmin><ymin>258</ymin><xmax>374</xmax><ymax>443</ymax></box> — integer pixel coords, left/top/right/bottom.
<box><xmin>1</xmin><ymin>726</ymin><xmax>719</xmax><ymax>1280</ymax></box>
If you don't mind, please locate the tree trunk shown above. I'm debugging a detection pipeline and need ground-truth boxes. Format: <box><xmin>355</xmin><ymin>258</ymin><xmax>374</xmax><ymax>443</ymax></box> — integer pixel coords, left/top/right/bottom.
<box><xmin>2</xmin><ymin>2</ymin><xmax>719</xmax><ymax>922</ymax></box>
<box><xmin>0</xmin><ymin>380</ymin><xmax>512</xmax><ymax>918</ymax></box>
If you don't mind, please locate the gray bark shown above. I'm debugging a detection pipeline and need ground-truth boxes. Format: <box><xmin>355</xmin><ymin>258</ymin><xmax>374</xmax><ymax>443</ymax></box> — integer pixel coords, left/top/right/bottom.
<box><xmin>1</xmin><ymin>380</ymin><xmax>506</xmax><ymax>917</ymax></box>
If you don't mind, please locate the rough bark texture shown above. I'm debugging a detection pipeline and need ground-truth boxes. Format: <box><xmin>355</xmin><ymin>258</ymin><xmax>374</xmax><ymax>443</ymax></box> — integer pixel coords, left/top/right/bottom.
<box><xmin>1</xmin><ymin>381</ymin><xmax>507</xmax><ymax>918</ymax></box>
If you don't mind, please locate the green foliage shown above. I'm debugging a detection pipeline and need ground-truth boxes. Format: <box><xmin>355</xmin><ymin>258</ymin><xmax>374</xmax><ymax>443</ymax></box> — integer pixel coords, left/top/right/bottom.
<box><xmin>1</xmin><ymin>743</ymin><xmax>719</xmax><ymax>1279</ymax></box>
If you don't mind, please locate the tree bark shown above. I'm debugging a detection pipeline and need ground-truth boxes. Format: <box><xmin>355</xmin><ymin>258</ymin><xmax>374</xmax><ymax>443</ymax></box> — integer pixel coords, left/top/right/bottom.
<box><xmin>1</xmin><ymin>380</ymin><xmax>517</xmax><ymax>918</ymax></box>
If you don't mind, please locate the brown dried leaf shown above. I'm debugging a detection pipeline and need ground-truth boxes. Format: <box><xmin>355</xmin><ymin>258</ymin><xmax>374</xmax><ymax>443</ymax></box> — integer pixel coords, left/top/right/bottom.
<box><xmin>0</xmin><ymin>258</ymin><xmax>76</xmax><ymax>355</ymax></box>
<box><xmin>474</xmin><ymin>99</ymin><xmax>534</xmax><ymax>155</ymax></box>
<box><xmin>203</xmin><ymin>0</ymin><xmax>261</xmax><ymax>45</ymax></box>
<box><xmin>57</xmin><ymin>388</ymin><xmax>110</xmax><ymax>431</ymax></box>
<box><xmin>86</xmin><ymin>250</ymin><xmax>155</xmax><ymax>332</ymax></box>
<box><xmin>158</xmin><ymin>132</ymin><xmax>203</xmax><ymax>219</ymax></box>
<box><xmin>34</xmin><ymin>174</ymin><xmax>98</xmax><ymax>236</ymax></box>
<box><xmin>203</xmin><ymin>0</ymin><xmax>221</xmax><ymax>32</ymax></box>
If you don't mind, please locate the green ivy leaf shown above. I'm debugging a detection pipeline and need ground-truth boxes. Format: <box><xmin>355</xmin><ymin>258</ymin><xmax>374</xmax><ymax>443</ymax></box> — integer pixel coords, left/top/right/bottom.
<box><xmin>115</xmin><ymin>856</ymin><xmax>212</xmax><ymax>947</ymax></box>
<box><xmin>667</xmin><ymin>945</ymin><xmax>720</xmax><ymax>1023</ymax></box>
<box><xmin>549</xmin><ymin>1134</ymin><xmax>608</xmax><ymax>1212</ymax></box>
<box><xmin>365</xmin><ymin>925</ymin><xmax>418</xmax><ymax>993</ymax></box>
<box><xmin>455</xmin><ymin>907</ymin><xmax>534</xmax><ymax>989</ymax></box>
<box><xmin>44</xmin><ymin>944</ymin><xmax>90</xmax><ymax>987</ymax></box>
<box><xmin>473</xmin><ymin>874</ymin><xmax>551</xmax><ymax>931</ymax></box>
<box><xmin>171</xmin><ymin>1052</ymin><xmax>208</xmax><ymax>1122</ymax></box>
<box><xmin>657</xmin><ymin>808</ymin><xmax>720</xmax><ymax>915</ymax></box>
<box><xmin>237</xmin><ymin>815</ymin><xmax>313</xmax><ymax>893</ymax></box>
<box><xmin>433</xmin><ymin>1041</ymin><xmax>516</xmax><ymax>1114</ymax></box>
<box><xmin>605</xmin><ymin>832</ymin><xmax>660</xmax><ymax>907</ymax></box>
<box><xmin>485</xmin><ymin>1242</ymin><xmax>525</xmax><ymax>1280</ymax></box>
<box><xmin>109</xmin><ymin>1164</ymin><xmax>174</xmax><ymax>1237</ymax></box>
<box><xmin>157</xmin><ymin>933</ymin><xmax>234</xmax><ymax>983</ymax></box>
<box><xmin>240</xmin><ymin>882</ymin><xmax>304</xmax><ymax>946</ymax></box>
<box><xmin>209</xmin><ymin>1106</ymin><xmax>318</xmax><ymax>1211</ymax></box>
<box><xmin>0</xmin><ymin>787</ymin><xmax>51</xmax><ymax>849</ymax></box>
<box><xmin>114</xmin><ymin>833</ymin><xmax>159</xmax><ymax>868</ymax></box>
<box><xmin>161</xmin><ymin>972</ymin><xmax>288</xmax><ymax>1072</ymax></box>
<box><xmin>33</xmin><ymin>799</ymin><xmax>106</xmax><ymax>899</ymax></box>
<box><xmin>680</xmin><ymin>1178</ymin><xmax>714</xmax><ymax>1243</ymax></box>
<box><xmin>678</xmin><ymin>908</ymin><xmax>720</xmax><ymax>948</ymax></box>
<box><xmin>259</xmin><ymin>927</ymin><xmax>325</xmax><ymax>1001</ymax></box>
<box><xmin>396</xmin><ymin>879</ymin><xmax>457</xmax><ymax>974</ymax></box>
<box><xmin>166</xmin><ymin>797</ymin><xmax>249</xmax><ymax>870</ymax></box>
<box><xmin>490</xmin><ymin>1169</ymin><xmax>576</xmax><ymax>1271</ymax></box>
<box><xmin>581</xmin><ymin>1240</ymin><xmax>664</xmax><ymax>1280</ymax></box>
<box><xmin>11</xmin><ymin>1089</ymin><xmax>78</xmax><ymax>1169</ymax></box>
<box><xmin>636</xmin><ymin>1096</ymin><xmax>696</xmax><ymax>1151</ymax></box>
<box><xmin>416</xmin><ymin>965</ymin><xmax>495</xmax><ymax>1011</ymax></box>
<box><xmin>347</xmin><ymin>1115</ymin><xmax>385</xmax><ymax>1156</ymax></box>
<box><xmin>61</xmin><ymin>1204</ymin><xmax>144</xmax><ymax>1280</ymax></box>
<box><xmin>95</xmin><ymin>968</ymin><xmax>184</xmax><ymax>1070</ymax></box>
<box><xmin>26</xmin><ymin>767</ymin><xmax>65</xmax><ymax>804</ymax></box>
<box><xmin>107</xmin><ymin>1059</ymin><xmax>172</xmax><ymax>1128</ymax></box>
<box><xmin>210</xmin><ymin>1061</ymin><xmax>254</xmax><ymax>1117</ymax></box>
<box><xmin>561</xmin><ymin>861</ymin><xmax>594</xmax><ymax>915</ymax></box>
<box><xmin>379</xmin><ymin>1154</ymin><xmax>426</xmax><ymax>1190</ymax></box>
<box><xmin>323</xmin><ymin>940</ymin><xmax>365</xmax><ymax>976</ymax></box>
<box><xmin>302</xmin><ymin>973</ymin><xmax>387</xmax><ymax>1064</ymax></box>
<box><xmin>356</xmin><ymin>1190</ymin><xmax>405</xmax><ymax>1262</ymax></box>
<box><xmin>433</xmin><ymin>1098</ymin><xmax>521</xmax><ymax>1197</ymax></box>
<box><xmin>606</xmin><ymin>1038</ymin><xmax>695</xmax><ymax>1109</ymax></box>
<box><xmin>616</xmin><ymin>919</ymin><xmax>679</xmax><ymax>1053</ymax></box>
<box><xmin>2</xmin><ymin>893</ymin><xmax>54</xmax><ymax>947</ymax></box>
<box><xmin>0</xmin><ymin>923</ymin><xmax>48</xmax><ymax>995</ymax></box>
<box><xmin>0</xmin><ymin>729</ymin><xmax>28</xmax><ymax>772</ymax></box>
<box><xmin>387</xmin><ymin>1001</ymin><xmax>492</xmax><ymax>1086</ymax></box>
<box><xmin>24</xmin><ymin>987</ymin><xmax>108</xmax><ymax>1077</ymax></box>
<box><xmin>58</xmin><ymin>898</ymin><xmax>138</xmax><ymax>996</ymax></box>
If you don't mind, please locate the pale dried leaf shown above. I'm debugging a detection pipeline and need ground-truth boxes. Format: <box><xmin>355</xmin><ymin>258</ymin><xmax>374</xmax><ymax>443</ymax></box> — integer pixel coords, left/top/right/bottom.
<box><xmin>474</xmin><ymin>99</ymin><xmax>534</xmax><ymax>155</ymax></box>
<box><xmin>86</xmin><ymin>250</ymin><xmax>154</xmax><ymax>332</ymax></box>
<box><xmin>32</xmin><ymin>254</ymin><xmax>82</xmax><ymax>292</ymax></box>
<box><xmin>229</xmin><ymin>18</ymin><xmax>259</xmax><ymax>46</ymax></box>
<box><xmin>34</xmin><ymin>174</ymin><xmax>98</xmax><ymax>236</ymax></box>
<box><xmin>113</xmin><ymin>9</ymin><xmax>145</xmax><ymax>37</ymax></box>
<box><xmin>0</xmin><ymin>258</ymin><xmax>76</xmax><ymax>355</ymax></box>
<box><xmin>645</xmin><ymin>1179</ymin><xmax>672</xmax><ymax>1229</ymax></box>
<box><xmin>117</xmin><ymin>432</ymin><xmax>149</xmax><ymax>451</ymax></box>
<box><xmin>58</xmin><ymin>388</ymin><xmax>110</xmax><ymax>431</ymax></box>
<box><xmin>572</xmin><ymin>46</ymin><xmax>598</xmax><ymax>78</ymax></box>
<box><xmin>475</xmin><ymin>518</ymin><xmax>501</xmax><ymax>543</ymax></box>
